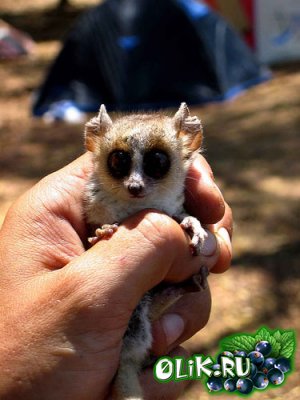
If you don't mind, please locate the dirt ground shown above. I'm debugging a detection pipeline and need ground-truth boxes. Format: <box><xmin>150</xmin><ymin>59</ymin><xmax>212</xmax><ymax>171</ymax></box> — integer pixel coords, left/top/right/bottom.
<box><xmin>0</xmin><ymin>1</ymin><xmax>299</xmax><ymax>399</ymax></box>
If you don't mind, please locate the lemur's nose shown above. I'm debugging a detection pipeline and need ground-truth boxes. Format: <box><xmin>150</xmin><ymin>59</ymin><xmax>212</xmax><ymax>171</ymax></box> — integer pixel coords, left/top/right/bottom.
<box><xmin>128</xmin><ymin>183</ymin><xmax>144</xmax><ymax>197</ymax></box>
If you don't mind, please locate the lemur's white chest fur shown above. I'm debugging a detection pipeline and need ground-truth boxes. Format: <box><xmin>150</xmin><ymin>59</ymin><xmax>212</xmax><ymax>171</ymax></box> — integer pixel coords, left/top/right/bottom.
<box><xmin>84</xmin><ymin>103</ymin><xmax>207</xmax><ymax>400</ymax></box>
<box><xmin>86</xmin><ymin>170</ymin><xmax>185</xmax><ymax>225</ymax></box>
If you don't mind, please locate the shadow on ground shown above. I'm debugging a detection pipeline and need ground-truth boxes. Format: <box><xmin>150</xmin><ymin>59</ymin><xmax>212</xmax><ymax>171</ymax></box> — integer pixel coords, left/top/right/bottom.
<box><xmin>1</xmin><ymin>4</ymin><xmax>86</xmax><ymax>42</ymax></box>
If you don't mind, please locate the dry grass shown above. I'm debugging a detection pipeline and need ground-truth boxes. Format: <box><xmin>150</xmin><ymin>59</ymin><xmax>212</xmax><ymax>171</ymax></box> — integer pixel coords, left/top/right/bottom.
<box><xmin>0</xmin><ymin>2</ymin><xmax>299</xmax><ymax>398</ymax></box>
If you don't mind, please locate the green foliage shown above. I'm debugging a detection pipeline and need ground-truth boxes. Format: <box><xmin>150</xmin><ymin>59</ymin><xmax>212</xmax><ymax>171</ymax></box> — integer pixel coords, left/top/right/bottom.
<box><xmin>221</xmin><ymin>335</ymin><xmax>256</xmax><ymax>354</ymax></box>
<box><xmin>255</xmin><ymin>327</ymin><xmax>281</xmax><ymax>357</ymax></box>
<box><xmin>220</xmin><ymin>327</ymin><xmax>295</xmax><ymax>360</ymax></box>
<box><xmin>280</xmin><ymin>332</ymin><xmax>295</xmax><ymax>358</ymax></box>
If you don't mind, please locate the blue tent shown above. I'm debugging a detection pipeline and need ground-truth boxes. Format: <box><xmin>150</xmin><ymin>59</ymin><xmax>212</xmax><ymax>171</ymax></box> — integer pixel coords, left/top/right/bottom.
<box><xmin>32</xmin><ymin>0</ymin><xmax>270</xmax><ymax>118</ymax></box>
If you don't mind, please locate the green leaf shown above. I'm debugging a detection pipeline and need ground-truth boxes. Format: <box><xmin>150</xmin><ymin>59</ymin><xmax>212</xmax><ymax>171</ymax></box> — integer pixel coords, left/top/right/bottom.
<box><xmin>255</xmin><ymin>327</ymin><xmax>272</xmax><ymax>343</ymax></box>
<box><xmin>254</xmin><ymin>333</ymin><xmax>263</xmax><ymax>342</ymax></box>
<box><xmin>281</xmin><ymin>332</ymin><xmax>294</xmax><ymax>343</ymax></box>
<box><xmin>254</xmin><ymin>327</ymin><xmax>281</xmax><ymax>357</ymax></box>
<box><xmin>255</xmin><ymin>327</ymin><xmax>269</xmax><ymax>342</ymax></box>
<box><xmin>273</xmin><ymin>330</ymin><xmax>282</xmax><ymax>342</ymax></box>
<box><xmin>269</xmin><ymin>338</ymin><xmax>281</xmax><ymax>358</ymax></box>
<box><xmin>279</xmin><ymin>332</ymin><xmax>296</xmax><ymax>358</ymax></box>
<box><xmin>222</xmin><ymin>335</ymin><xmax>256</xmax><ymax>353</ymax></box>
<box><xmin>220</xmin><ymin>328</ymin><xmax>295</xmax><ymax>361</ymax></box>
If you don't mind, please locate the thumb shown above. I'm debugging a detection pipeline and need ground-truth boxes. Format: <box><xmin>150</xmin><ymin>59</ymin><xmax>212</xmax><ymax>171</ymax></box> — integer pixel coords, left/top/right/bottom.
<box><xmin>64</xmin><ymin>210</ymin><xmax>202</xmax><ymax>316</ymax></box>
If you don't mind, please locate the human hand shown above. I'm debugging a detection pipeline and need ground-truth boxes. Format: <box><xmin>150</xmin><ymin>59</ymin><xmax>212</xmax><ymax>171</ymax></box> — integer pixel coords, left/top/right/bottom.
<box><xmin>0</xmin><ymin>153</ymin><xmax>232</xmax><ymax>400</ymax></box>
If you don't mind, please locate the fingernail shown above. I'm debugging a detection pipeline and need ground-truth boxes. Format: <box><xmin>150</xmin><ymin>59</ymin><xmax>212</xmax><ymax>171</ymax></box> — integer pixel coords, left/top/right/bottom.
<box><xmin>217</xmin><ymin>227</ymin><xmax>231</xmax><ymax>245</ymax></box>
<box><xmin>161</xmin><ymin>313</ymin><xmax>185</xmax><ymax>346</ymax></box>
<box><xmin>200</xmin><ymin>230</ymin><xmax>217</xmax><ymax>257</ymax></box>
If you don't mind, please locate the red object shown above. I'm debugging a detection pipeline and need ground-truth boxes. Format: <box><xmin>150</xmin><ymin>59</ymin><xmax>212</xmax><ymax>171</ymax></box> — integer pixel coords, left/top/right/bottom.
<box><xmin>240</xmin><ymin>0</ymin><xmax>255</xmax><ymax>48</ymax></box>
<box><xmin>202</xmin><ymin>0</ymin><xmax>255</xmax><ymax>48</ymax></box>
<box><xmin>203</xmin><ymin>0</ymin><xmax>217</xmax><ymax>8</ymax></box>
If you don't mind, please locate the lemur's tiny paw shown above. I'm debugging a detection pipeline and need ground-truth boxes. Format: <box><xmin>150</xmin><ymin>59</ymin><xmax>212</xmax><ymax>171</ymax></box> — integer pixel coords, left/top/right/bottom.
<box><xmin>180</xmin><ymin>216</ymin><xmax>207</xmax><ymax>256</ymax></box>
<box><xmin>88</xmin><ymin>223</ymin><xmax>119</xmax><ymax>245</ymax></box>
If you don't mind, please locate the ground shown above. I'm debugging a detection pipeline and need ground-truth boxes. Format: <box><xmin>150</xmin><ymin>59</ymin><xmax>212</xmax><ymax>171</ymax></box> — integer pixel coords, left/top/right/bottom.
<box><xmin>0</xmin><ymin>1</ymin><xmax>299</xmax><ymax>399</ymax></box>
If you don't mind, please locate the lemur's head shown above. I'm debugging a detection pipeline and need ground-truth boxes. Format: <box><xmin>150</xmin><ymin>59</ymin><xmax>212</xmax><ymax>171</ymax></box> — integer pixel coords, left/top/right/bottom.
<box><xmin>84</xmin><ymin>103</ymin><xmax>203</xmax><ymax>201</ymax></box>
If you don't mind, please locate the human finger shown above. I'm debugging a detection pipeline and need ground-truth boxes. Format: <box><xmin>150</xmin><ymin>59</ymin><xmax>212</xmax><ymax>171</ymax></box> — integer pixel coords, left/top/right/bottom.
<box><xmin>206</xmin><ymin>202</ymin><xmax>233</xmax><ymax>273</ymax></box>
<box><xmin>65</xmin><ymin>210</ymin><xmax>206</xmax><ymax>313</ymax></box>
<box><xmin>151</xmin><ymin>286</ymin><xmax>211</xmax><ymax>356</ymax></box>
<box><xmin>184</xmin><ymin>155</ymin><xmax>225</xmax><ymax>224</ymax></box>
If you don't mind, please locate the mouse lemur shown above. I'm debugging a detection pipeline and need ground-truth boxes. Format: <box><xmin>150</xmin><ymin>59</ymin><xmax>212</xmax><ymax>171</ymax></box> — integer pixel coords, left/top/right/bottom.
<box><xmin>84</xmin><ymin>103</ymin><xmax>209</xmax><ymax>400</ymax></box>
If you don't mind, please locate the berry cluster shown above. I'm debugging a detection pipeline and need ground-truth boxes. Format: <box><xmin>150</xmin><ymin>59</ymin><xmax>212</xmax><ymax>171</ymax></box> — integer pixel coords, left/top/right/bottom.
<box><xmin>206</xmin><ymin>341</ymin><xmax>291</xmax><ymax>395</ymax></box>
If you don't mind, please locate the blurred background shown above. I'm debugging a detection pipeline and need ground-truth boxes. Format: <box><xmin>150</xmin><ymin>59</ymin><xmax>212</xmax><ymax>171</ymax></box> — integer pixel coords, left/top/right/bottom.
<box><xmin>0</xmin><ymin>0</ymin><xmax>299</xmax><ymax>398</ymax></box>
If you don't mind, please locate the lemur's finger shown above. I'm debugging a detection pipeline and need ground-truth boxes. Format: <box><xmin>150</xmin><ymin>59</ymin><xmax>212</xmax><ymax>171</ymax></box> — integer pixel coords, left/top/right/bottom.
<box><xmin>185</xmin><ymin>154</ymin><xmax>225</xmax><ymax>224</ymax></box>
<box><xmin>151</xmin><ymin>286</ymin><xmax>211</xmax><ymax>356</ymax></box>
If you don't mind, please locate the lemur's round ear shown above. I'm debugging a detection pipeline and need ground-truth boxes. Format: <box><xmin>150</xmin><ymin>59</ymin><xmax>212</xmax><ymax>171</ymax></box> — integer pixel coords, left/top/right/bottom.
<box><xmin>172</xmin><ymin>102</ymin><xmax>203</xmax><ymax>153</ymax></box>
<box><xmin>84</xmin><ymin>104</ymin><xmax>113</xmax><ymax>151</ymax></box>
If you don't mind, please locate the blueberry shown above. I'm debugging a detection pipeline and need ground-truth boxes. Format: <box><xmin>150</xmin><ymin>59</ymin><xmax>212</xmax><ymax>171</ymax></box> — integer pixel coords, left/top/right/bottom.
<box><xmin>249</xmin><ymin>362</ymin><xmax>258</xmax><ymax>379</ymax></box>
<box><xmin>253</xmin><ymin>372</ymin><xmax>269</xmax><ymax>389</ymax></box>
<box><xmin>236</xmin><ymin>378</ymin><xmax>253</xmax><ymax>394</ymax></box>
<box><xmin>224</xmin><ymin>378</ymin><xmax>236</xmax><ymax>392</ymax></box>
<box><xmin>261</xmin><ymin>358</ymin><xmax>276</xmax><ymax>374</ymax></box>
<box><xmin>274</xmin><ymin>357</ymin><xmax>291</xmax><ymax>373</ymax></box>
<box><xmin>217</xmin><ymin>351</ymin><xmax>234</xmax><ymax>364</ymax></box>
<box><xmin>268</xmin><ymin>368</ymin><xmax>285</xmax><ymax>385</ymax></box>
<box><xmin>207</xmin><ymin>376</ymin><xmax>223</xmax><ymax>391</ymax></box>
<box><xmin>233</xmin><ymin>350</ymin><xmax>247</xmax><ymax>358</ymax></box>
<box><xmin>248</xmin><ymin>351</ymin><xmax>264</xmax><ymax>367</ymax></box>
<box><xmin>255</xmin><ymin>341</ymin><xmax>272</xmax><ymax>357</ymax></box>
<box><xmin>211</xmin><ymin>364</ymin><xmax>222</xmax><ymax>377</ymax></box>
<box><xmin>211</xmin><ymin>363</ymin><xmax>221</xmax><ymax>371</ymax></box>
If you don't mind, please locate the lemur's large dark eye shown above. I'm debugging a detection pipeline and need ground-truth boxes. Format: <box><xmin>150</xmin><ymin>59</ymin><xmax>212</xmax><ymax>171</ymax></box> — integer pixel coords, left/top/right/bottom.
<box><xmin>107</xmin><ymin>150</ymin><xmax>131</xmax><ymax>178</ymax></box>
<box><xmin>143</xmin><ymin>149</ymin><xmax>170</xmax><ymax>179</ymax></box>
